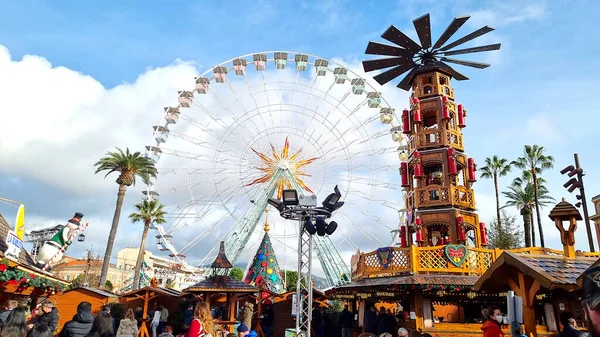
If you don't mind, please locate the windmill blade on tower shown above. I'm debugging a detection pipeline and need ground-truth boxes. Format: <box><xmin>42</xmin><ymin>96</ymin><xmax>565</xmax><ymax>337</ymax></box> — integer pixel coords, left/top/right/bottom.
<box><xmin>438</xmin><ymin>26</ymin><xmax>496</xmax><ymax>52</ymax></box>
<box><xmin>374</xmin><ymin>61</ymin><xmax>416</xmax><ymax>86</ymax></box>
<box><xmin>442</xmin><ymin>43</ymin><xmax>501</xmax><ymax>56</ymax></box>
<box><xmin>413</xmin><ymin>13</ymin><xmax>432</xmax><ymax>49</ymax></box>
<box><xmin>361</xmin><ymin>13</ymin><xmax>500</xmax><ymax>90</ymax></box>
<box><xmin>365</xmin><ymin>42</ymin><xmax>406</xmax><ymax>56</ymax></box>
<box><xmin>440</xmin><ymin>57</ymin><xmax>490</xmax><ymax>69</ymax></box>
<box><xmin>431</xmin><ymin>16</ymin><xmax>470</xmax><ymax>50</ymax></box>
<box><xmin>381</xmin><ymin>25</ymin><xmax>422</xmax><ymax>53</ymax></box>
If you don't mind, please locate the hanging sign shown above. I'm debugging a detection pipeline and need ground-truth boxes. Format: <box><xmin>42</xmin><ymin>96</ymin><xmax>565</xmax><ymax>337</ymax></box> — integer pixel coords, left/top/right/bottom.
<box><xmin>444</xmin><ymin>244</ymin><xmax>468</xmax><ymax>267</ymax></box>
<box><xmin>375</xmin><ymin>292</ymin><xmax>395</xmax><ymax>297</ymax></box>
<box><xmin>356</xmin><ymin>293</ymin><xmax>371</xmax><ymax>299</ymax></box>
<box><xmin>376</xmin><ymin>247</ymin><xmax>393</xmax><ymax>268</ymax></box>
<box><xmin>5</xmin><ymin>230</ymin><xmax>23</xmax><ymax>261</ymax></box>
<box><xmin>332</xmin><ymin>294</ymin><xmax>355</xmax><ymax>300</ymax></box>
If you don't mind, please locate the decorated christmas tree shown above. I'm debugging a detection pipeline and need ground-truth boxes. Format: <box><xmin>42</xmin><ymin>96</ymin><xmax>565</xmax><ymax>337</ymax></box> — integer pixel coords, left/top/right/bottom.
<box><xmin>244</xmin><ymin>210</ymin><xmax>285</xmax><ymax>294</ymax></box>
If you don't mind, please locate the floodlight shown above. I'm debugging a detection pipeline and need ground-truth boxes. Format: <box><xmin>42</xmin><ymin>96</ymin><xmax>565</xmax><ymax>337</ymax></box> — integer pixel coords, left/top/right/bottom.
<box><xmin>325</xmin><ymin>221</ymin><xmax>338</xmax><ymax>235</ymax></box>
<box><xmin>315</xmin><ymin>217</ymin><xmax>326</xmax><ymax>236</ymax></box>
<box><xmin>268</xmin><ymin>198</ymin><xmax>284</xmax><ymax>211</ymax></box>
<box><xmin>282</xmin><ymin>189</ymin><xmax>299</xmax><ymax>206</ymax></box>
<box><xmin>305</xmin><ymin>218</ymin><xmax>317</xmax><ymax>235</ymax></box>
<box><xmin>322</xmin><ymin>185</ymin><xmax>344</xmax><ymax>211</ymax></box>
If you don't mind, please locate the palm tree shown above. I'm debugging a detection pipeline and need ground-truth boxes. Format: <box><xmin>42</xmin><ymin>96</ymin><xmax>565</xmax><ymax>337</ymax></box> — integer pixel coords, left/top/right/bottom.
<box><xmin>129</xmin><ymin>199</ymin><xmax>167</xmax><ymax>290</ymax></box>
<box><xmin>503</xmin><ymin>178</ymin><xmax>554</xmax><ymax>247</ymax></box>
<box><xmin>511</xmin><ymin>145</ymin><xmax>554</xmax><ymax>247</ymax></box>
<box><xmin>479</xmin><ymin>156</ymin><xmax>512</xmax><ymax>231</ymax></box>
<box><xmin>94</xmin><ymin>147</ymin><xmax>157</xmax><ymax>287</ymax></box>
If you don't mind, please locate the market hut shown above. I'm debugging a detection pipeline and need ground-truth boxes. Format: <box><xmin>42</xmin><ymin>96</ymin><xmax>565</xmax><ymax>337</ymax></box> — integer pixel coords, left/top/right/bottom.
<box><xmin>49</xmin><ymin>287</ymin><xmax>118</xmax><ymax>332</ymax></box>
<box><xmin>182</xmin><ymin>241</ymin><xmax>259</xmax><ymax>333</ymax></box>
<box><xmin>119</xmin><ymin>278</ymin><xmax>181</xmax><ymax>337</ymax></box>
<box><xmin>271</xmin><ymin>289</ymin><xmax>329</xmax><ymax>337</ymax></box>
<box><xmin>0</xmin><ymin>213</ymin><xmax>69</xmax><ymax>310</ymax></box>
<box><xmin>475</xmin><ymin>199</ymin><xmax>597</xmax><ymax>337</ymax></box>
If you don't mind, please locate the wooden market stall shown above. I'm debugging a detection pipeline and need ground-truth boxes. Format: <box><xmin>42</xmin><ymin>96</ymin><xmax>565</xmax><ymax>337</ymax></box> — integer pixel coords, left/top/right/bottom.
<box><xmin>49</xmin><ymin>287</ymin><xmax>118</xmax><ymax>332</ymax></box>
<box><xmin>271</xmin><ymin>289</ymin><xmax>329</xmax><ymax>337</ymax></box>
<box><xmin>475</xmin><ymin>198</ymin><xmax>597</xmax><ymax>337</ymax></box>
<box><xmin>0</xmin><ymin>213</ymin><xmax>69</xmax><ymax>312</ymax></box>
<box><xmin>119</xmin><ymin>279</ymin><xmax>181</xmax><ymax>337</ymax></box>
<box><xmin>181</xmin><ymin>242</ymin><xmax>259</xmax><ymax>334</ymax></box>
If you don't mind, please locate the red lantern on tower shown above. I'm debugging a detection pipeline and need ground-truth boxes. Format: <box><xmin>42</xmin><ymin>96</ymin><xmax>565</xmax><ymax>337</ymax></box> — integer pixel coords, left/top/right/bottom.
<box><xmin>456</xmin><ymin>215</ymin><xmax>466</xmax><ymax>241</ymax></box>
<box><xmin>458</xmin><ymin>104</ymin><xmax>466</xmax><ymax>128</ymax></box>
<box><xmin>415</xmin><ymin>217</ymin><xmax>424</xmax><ymax>242</ymax></box>
<box><xmin>400</xmin><ymin>225</ymin><xmax>407</xmax><ymax>247</ymax></box>
<box><xmin>479</xmin><ymin>222</ymin><xmax>489</xmax><ymax>246</ymax></box>
<box><xmin>441</xmin><ymin>96</ymin><xmax>451</xmax><ymax>120</ymax></box>
<box><xmin>413</xmin><ymin>151</ymin><xmax>423</xmax><ymax>178</ymax></box>
<box><xmin>467</xmin><ymin>158</ymin><xmax>476</xmax><ymax>182</ymax></box>
<box><xmin>447</xmin><ymin>148</ymin><xmax>457</xmax><ymax>176</ymax></box>
<box><xmin>412</xmin><ymin>97</ymin><xmax>422</xmax><ymax>124</ymax></box>
<box><xmin>402</xmin><ymin>109</ymin><xmax>411</xmax><ymax>134</ymax></box>
<box><xmin>400</xmin><ymin>162</ymin><xmax>410</xmax><ymax>187</ymax></box>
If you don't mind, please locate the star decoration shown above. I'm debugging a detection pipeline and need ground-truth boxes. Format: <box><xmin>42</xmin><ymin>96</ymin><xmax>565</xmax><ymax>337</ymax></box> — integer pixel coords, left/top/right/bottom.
<box><xmin>246</xmin><ymin>137</ymin><xmax>318</xmax><ymax>198</ymax></box>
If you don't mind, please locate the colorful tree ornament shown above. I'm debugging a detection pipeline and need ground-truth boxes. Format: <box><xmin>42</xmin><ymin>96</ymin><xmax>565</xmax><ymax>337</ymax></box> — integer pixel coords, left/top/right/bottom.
<box><xmin>243</xmin><ymin>214</ymin><xmax>285</xmax><ymax>294</ymax></box>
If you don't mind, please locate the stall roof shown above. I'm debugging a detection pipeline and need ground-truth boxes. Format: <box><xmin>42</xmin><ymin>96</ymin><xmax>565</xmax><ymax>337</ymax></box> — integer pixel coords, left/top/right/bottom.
<box><xmin>183</xmin><ymin>275</ymin><xmax>259</xmax><ymax>293</ymax></box>
<box><xmin>120</xmin><ymin>286</ymin><xmax>181</xmax><ymax>298</ymax></box>
<box><xmin>474</xmin><ymin>251</ymin><xmax>596</xmax><ymax>291</ymax></box>
<box><xmin>65</xmin><ymin>287</ymin><xmax>119</xmax><ymax>298</ymax></box>
<box><xmin>332</xmin><ymin>273</ymin><xmax>479</xmax><ymax>290</ymax></box>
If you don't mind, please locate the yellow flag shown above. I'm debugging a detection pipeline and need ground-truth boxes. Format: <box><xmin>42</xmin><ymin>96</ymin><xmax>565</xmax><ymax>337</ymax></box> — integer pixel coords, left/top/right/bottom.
<box><xmin>15</xmin><ymin>204</ymin><xmax>25</xmax><ymax>240</ymax></box>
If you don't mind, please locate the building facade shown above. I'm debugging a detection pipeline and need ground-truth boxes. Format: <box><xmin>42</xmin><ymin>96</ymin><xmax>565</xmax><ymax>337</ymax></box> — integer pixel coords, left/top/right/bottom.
<box><xmin>53</xmin><ymin>248</ymin><xmax>203</xmax><ymax>292</ymax></box>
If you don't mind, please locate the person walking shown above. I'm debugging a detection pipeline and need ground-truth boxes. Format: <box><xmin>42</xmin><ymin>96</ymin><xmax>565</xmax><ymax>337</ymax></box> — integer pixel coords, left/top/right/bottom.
<box><xmin>363</xmin><ymin>306</ymin><xmax>377</xmax><ymax>335</ymax></box>
<box><xmin>116</xmin><ymin>309</ymin><xmax>138</xmax><ymax>337</ymax></box>
<box><xmin>185</xmin><ymin>302</ymin><xmax>215</xmax><ymax>337</ymax></box>
<box><xmin>0</xmin><ymin>301</ymin><xmax>19</xmax><ymax>328</ymax></box>
<box><xmin>59</xmin><ymin>302</ymin><xmax>95</xmax><ymax>337</ymax></box>
<box><xmin>151</xmin><ymin>309</ymin><xmax>161</xmax><ymax>337</ymax></box>
<box><xmin>158</xmin><ymin>306</ymin><xmax>169</xmax><ymax>334</ymax></box>
<box><xmin>28</xmin><ymin>303</ymin><xmax>58</xmax><ymax>334</ymax></box>
<box><xmin>558</xmin><ymin>312</ymin><xmax>585</xmax><ymax>337</ymax></box>
<box><xmin>85</xmin><ymin>312</ymin><xmax>115</xmax><ymax>337</ymax></box>
<box><xmin>338</xmin><ymin>305</ymin><xmax>353</xmax><ymax>337</ymax></box>
<box><xmin>480</xmin><ymin>305</ymin><xmax>505</xmax><ymax>337</ymax></box>
<box><xmin>311</xmin><ymin>304</ymin><xmax>323</xmax><ymax>337</ymax></box>
<box><xmin>26</xmin><ymin>323</ymin><xmax>52</xmax><ymax>337</ymax></box>
<box><xmin>1</xmin><ymin>307</ymin><xmax>28</xmax><ymax>337</ymax></box>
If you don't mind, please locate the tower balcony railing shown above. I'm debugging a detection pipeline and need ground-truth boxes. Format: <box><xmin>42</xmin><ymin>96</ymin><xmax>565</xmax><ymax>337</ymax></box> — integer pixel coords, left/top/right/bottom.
<box><xmin>407</xmin><ymin>128</ymin><xmax>464</xmax><ymax>152</ymax></box>
<box><xmin>351</xmin><ymin>246</ymin><xmax>567</xmax><ymax>281</ymax></box>
<box><xmin>414</xmin><ymin>185</ymin><xmax>475</xmax><ymax>209</ymax></box>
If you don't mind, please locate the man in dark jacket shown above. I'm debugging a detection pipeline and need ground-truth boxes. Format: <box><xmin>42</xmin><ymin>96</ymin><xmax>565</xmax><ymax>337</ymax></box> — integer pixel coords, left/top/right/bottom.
<box><xmin>338</xmin><ymin>305</ymin><xmax>353</xmax><ymax>337</ymax></box>
<box><xmin>376</xmin><ymin>306</ymin><xmax>395</xmax><ymax>336</ymax></box>
<box><xmin>59</xmin><ymin>302</ymin><xmax>94</xmax><ymax>337</ymax></box>
<box><xmin>363</xmin><ymin>306</ymin><xmax>377</xmax><ymax>334</ymax></box>
<box><xmin>558</xmin><ymin>312</ymin><xmax>585</xmax><ymax>337</ymax></box>
<box><xmin>29</xmin><ymin>302</ymin><xmax>59</xmax><ymax>333</ymax></box>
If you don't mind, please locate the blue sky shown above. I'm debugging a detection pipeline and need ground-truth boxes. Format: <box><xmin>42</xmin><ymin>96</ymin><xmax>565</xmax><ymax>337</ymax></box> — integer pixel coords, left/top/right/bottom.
<box><xmin>1</xmin><ymin>0</ymin><xmax>600</xmax><ymax>270</ymax></box>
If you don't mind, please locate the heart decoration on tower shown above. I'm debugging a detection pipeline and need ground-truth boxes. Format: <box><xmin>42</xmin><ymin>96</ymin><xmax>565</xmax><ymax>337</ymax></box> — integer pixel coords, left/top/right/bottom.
<box><xmin>444</xmin><ymin>244</ymin><xmax>468</xmax><ymax>267</ymax></box>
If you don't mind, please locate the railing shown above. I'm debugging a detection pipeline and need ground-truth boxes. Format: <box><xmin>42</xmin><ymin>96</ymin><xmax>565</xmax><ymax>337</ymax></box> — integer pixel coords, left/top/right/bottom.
<box><xmin>352</xmin><ymin>246</ymin><xmax>567</xmax><ymax>281</ymax></box>
<box><xmin>415</xmin><ymin>185</ymin><xmax>475</xmax><ymax>209</ymax></box>
<box><xmin>407</xmin><ymin>128</ymin><xmax>464</xmax><ymax>152</ymax></box>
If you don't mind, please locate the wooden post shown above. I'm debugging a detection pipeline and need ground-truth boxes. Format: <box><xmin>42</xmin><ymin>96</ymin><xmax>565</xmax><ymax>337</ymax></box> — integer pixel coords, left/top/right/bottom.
<box><xmin>137</xmin><ymin>291</ymin><xmax>151</xmax><ymax>337</ymax></box>
<box><xmin>228</xmin><ymin>294</ymin><xmax>236</xmax><ymax>333</ymax></box>
<box><xmin>413</xmin><ymin>291</ymin><xmax>424</xmax><ymax>331</ymax></box>
<box><xmin>507</xmin><ymin>272</ymin><xmax>540</xmax><ymax>337</ymax></box>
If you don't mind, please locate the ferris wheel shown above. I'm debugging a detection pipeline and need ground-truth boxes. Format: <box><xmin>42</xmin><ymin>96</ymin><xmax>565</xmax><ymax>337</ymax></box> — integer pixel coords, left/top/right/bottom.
<box><xmin>144</xmin><ymin>51</ymin><xmax>408</xmax><ymax>288</ymax></box>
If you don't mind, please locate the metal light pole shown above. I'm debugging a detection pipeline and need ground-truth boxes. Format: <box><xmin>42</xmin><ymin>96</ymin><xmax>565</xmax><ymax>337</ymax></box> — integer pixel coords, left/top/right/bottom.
<box><xmin>561</xmin><ymin>153</ymin><xmax>595</xmax><ymax>252</ymax></box>
<box><xmin>271</xmin><ymin>187</ymin><xmax>343</xmax><ymax>337</ymax></box>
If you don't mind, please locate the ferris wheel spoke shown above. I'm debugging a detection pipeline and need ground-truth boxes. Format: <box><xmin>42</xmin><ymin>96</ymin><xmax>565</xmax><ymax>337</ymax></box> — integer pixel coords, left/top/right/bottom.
<box><xmin>337</xmin><ymin>212</ymin><xmax>386</xmax><ymax>246</ymax></box>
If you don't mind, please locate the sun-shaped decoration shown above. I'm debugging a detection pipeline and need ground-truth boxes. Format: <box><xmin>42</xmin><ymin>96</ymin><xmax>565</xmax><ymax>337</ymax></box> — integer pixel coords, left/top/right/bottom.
<box><xmin>246</xmin><ymin>137</ymin><xmax>318</xmax><ymax>198</ymax></box>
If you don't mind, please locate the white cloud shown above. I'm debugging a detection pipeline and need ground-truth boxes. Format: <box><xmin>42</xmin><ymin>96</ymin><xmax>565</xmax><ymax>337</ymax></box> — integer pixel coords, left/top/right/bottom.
<box><xmin>524</xmin><ymin>114</ymin><xmax>567</xmax><ymax>144</ymax></box>
<box><xmin>0</xmin><ymin>45</ymin><xmax>199</xmax><ymax>195</ymax></box>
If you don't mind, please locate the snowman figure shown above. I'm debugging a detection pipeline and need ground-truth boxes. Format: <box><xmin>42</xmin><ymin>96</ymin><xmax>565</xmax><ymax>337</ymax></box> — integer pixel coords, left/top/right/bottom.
<box><xmin>36</xmin><ymin>212</ymin><xmax>85</xmax><ymax>270</ymax></box>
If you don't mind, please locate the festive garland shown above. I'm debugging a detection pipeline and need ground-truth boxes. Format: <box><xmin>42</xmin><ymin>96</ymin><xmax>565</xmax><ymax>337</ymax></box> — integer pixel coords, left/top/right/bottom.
<box><xmin>0</xmin><ymin>259</ymin><xmax>66</xmax><ymax>293</ymax></box>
